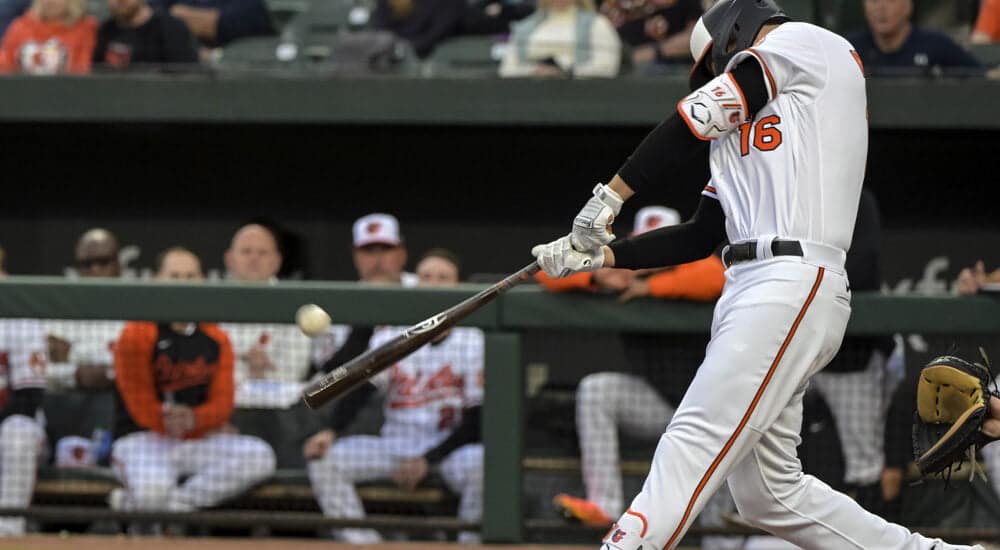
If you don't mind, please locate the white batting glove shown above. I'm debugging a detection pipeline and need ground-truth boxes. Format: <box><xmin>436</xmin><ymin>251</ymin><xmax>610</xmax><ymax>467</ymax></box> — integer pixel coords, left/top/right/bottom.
<box><xmin>532</xmin><ymin>235</ymin><xmax>604</xmax><ymax>278</ymax></box>
<box><xmin>571</xmin><ymin>183</ymin><xmax>624</xmax><ymax>251</ymax></box>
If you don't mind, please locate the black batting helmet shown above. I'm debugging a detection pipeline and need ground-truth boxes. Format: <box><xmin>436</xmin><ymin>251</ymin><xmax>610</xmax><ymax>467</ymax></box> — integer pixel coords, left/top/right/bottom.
<box><xmin>689</xmin><ymin>0</ymin><xmax>790</xmax><ymax>90</ymax></box>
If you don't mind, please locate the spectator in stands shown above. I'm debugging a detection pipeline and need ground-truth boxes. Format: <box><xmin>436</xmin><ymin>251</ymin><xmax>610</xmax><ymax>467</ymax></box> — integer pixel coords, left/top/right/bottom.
<box><xmin>305</xmin><ymin>248</ymin><xmax>484</xmax><ymax>544</ymax></box>
<box><xmin>45</xmin><ymin>228</ymin><xmax>123</xmax><ymax>392</ymax></box>
<box><xmin>499</xmin><ymin>0</ymin><xmax>621</xmax><ymax>78</ymax></box>
<box><xmin>599</xmin><ymin>0</ymin><xmax>701</xmax><ymax>68</ymax></box>
<box><xmin>221</xmin><ymin>222</ymin><xmax>311</xmax><ymax>393</ymax></box>
<box><xmin>308</xmin><ymin>213</ymin><xmax>417</xmax><ymax>379</ymax></box>
<box><xmin>109</xmin><ymin>246</ymin><xmax>275</xmax><ymax>516</ymax></box>
<box><xmin>0</xmin><ymin>0</ymin><xmax>96</xmax><ymax>74</ymax></box>
<box><xmin>147</xmin><ymin>0</ymin><xmax>273</xmax><ymax>48</ymax></box>
<box><xmin>372</xmin><ymin>0</ymin><xmax>464</xmax><ymax>59</ymax></box>
<box><xmin>846</xmin><ymin>0</ymin><xmax>980</xmax><ymax>75</ymax></box>
<box><xmin>0</xmin><ymin>248</ymin><xmax>48</xmax><ymax>536</ymax></box>
<box><xmin>93</xmin><ymin>0</ymin><xmax>199</xmax><ymax>70</ymax></box>
<box><xmin>0</xmin><ymin>0</ymin><xmax>29</xmax><ymax>39</ymax></box>
<box><xmin>955</xmin><ymin>260</ymin><xmax>1000</xmax><ymax>294</ymax></box>
<box><xmin>972</xmin><ymin>0</ymin><xmax>1000</xmax><ymax>44</ymax></box>
<box><xmin>542</xmin><ymin>206</ymin><xmax>725</xmax><ymax>526</ymax></box>
<box><xmin>460</xmin><ymin>0</ymin><xmax>533</xmax><ymax>36</ymax></box>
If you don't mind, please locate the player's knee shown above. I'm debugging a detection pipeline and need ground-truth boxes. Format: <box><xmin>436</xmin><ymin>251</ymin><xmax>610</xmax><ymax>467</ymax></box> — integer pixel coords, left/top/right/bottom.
<box><xmin>729</xmin><ymin>464</ymin><xmax>807</xmax><ymax>527</ymax></box>
<box><xmin>577</xmin><ymin>372</ymin><xmax>617</xmax><ymax>408</ymax></box>
<box><xmin>130</xmin><ymin>480</ymin><xmax>175</xmax><ymax>510</ymax></box>
<box><xmin>461</xmin><ymin>448</ymin><xmax>484</xmax><ymax>485</ymax></box>
<box><xmin>243</xmin><ymin>439</ymin><xmax>276</xmax><ymax>480</ymax></box>
<box><xmin>309</xmin><ymin>445</ymin><xmax>349</xmax><ymax>482</ymax></box>
<box><xmin>0</xmin><ymin>415</ymin><xmax>40</xmax><ymax>451</ymax></box>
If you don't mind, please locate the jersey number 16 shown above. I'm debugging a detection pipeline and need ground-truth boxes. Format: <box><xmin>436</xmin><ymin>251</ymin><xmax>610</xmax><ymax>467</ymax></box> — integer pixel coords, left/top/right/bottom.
<box><xmin>738</xmin><ymin>115</ymin><xmax>782</xmax><ymax>157</ymax></box>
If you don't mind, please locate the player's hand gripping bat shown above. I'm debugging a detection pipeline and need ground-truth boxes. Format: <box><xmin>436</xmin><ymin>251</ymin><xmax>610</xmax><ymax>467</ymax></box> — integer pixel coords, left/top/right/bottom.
<box><xmin>301</xmin><ymin>262</ymin><xmax>540</xmax><ymax>409</ymax></box>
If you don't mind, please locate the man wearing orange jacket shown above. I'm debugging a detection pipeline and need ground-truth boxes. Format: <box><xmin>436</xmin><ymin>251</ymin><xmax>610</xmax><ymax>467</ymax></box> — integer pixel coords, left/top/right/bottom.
<box><xmin>110</xmin><ymin>247</ymin><xmax>275</xmax><ymax>515</ymax></box>
<box><xmin>540</xmin><ymin>206</ymin><xmax>727</xmax><ymax>530</ymax></box>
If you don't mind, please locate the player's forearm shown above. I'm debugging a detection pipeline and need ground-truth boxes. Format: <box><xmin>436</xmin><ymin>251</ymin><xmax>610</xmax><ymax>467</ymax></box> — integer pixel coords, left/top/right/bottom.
<box><xmin>646</xmin><ymin>257</ymin><xmax>725</xmax><ymax>301</ymax></box>
<box><xmin>608</xmin><ymin>197</ymin><xmax>726</xmax><ymax>270</ymax></box>
<box><xmin>424</xmin><ymin>405</ymin><xmax>481</xmax><ymax>464</ymax></box>
<box><xmin>0</xmin><ymin>388</ymin><xmax>44</xmax><ymax>419</ymax></box>
<box><xmin>194</xmin><ymin>372</ymin><xmax>235</xmax><ymax>431</ymax></box>
<box><xmin>329</xmin><ymin>381</ymin><xmax>376</xmax><ymax>432</ymax></box>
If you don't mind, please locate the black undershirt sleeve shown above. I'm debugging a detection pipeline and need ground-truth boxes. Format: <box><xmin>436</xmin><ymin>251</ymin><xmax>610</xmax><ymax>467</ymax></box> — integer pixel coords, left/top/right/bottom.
<box><xmin>609</xmin><ymin>196</ymin><xmax>727</xmax><ymax>270</ymax></box>
<box><xmin>304</xmin><ymin>325</ymin><xmax>375</xmax><ymax>381</ymax></box>
<box><xmin>0</xmin><ymin>389</ymin><xmax>44</xmax><ymax>421</ymax></box>
<box><xmin>423</xmin><ymin>405</ymin><xmax>482</xmax><ymax>464</ymax></box>
<box><xmin>329</xmin><ymin>381</ymin><xmax>377</xmax><ymax>433</ymax></box>
<box><xmin>616</xmin><ymin>57</ymin><xmax>770</xmax><ymax>193</ymax></box>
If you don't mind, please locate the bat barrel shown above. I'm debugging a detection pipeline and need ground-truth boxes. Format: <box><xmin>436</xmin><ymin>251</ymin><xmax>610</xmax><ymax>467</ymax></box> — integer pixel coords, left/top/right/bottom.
<box><xmin>301</xmin><ymin>261</ymin><xmax>539</xmax><ymax>410</ymax></box>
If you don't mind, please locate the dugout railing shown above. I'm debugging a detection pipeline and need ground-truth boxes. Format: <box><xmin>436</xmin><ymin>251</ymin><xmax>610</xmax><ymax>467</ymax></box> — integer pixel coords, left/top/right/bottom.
<box><xmin>1</xmin><ymin>277</ymin><xmax>1000</xmax><ymax>544</ymax></box>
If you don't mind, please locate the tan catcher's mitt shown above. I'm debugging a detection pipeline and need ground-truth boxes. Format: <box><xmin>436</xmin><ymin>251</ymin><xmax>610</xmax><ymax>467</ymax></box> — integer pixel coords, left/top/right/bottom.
<box><xmin>913</xmin><ymin>351</ymin><xmax>999</xmax><ymax>477</ymax></box>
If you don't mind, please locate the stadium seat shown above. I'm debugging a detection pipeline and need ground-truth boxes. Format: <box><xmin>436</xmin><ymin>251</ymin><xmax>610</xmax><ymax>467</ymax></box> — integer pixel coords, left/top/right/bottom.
<box><xmin>87</xmin><ymin>0</ymin><xmax>109</xmax><ymax>23</ymax></box>
<box><xmin>970</xmin><ymin>44</ymin><xmax>1000</xmax><ymax>67</ymax></box>
<box><xmin>426</xmin><ymin>35</ymin><xmax>505</xmax><ymax>76</ymax></box>
<box><xmin>780</xmin><ymin>0</ymin><xmax>816</xmax><ymax>23</ymax></box>
<box><xmin>818</xmin><ymin>0</ymin><xmax>866</xmax><ymax>33</ymax></box>
<box><xmin>218</xmin><ymin>36</ymin><xmax>286</xmax><ymax>68</ymax></box>
<box><xmin>296</xmin><ymin>0</ymin><xmax>372</xmax><ymax>33</ymax></box>
<box><xmin>265</xmin><ymin>0</ymin><xmax>310</xmax><ymax>31</ymax></box>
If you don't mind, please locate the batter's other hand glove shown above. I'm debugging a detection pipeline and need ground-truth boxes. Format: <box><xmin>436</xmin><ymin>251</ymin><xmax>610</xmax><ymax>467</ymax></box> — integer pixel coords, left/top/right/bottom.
<box><xmin>532</xmin><ymin>235</ymin><xmax>604</xmax><ymax>278</ymax></box>
<box><xmin>571</xmin><ymin>184</ymin><xmax>624</xmax><ymax>252</ymax></box>
<box><xmin>913</xmin><ymin>350</ymin><xmax>1000</xmax><ymax>478</ymax></box>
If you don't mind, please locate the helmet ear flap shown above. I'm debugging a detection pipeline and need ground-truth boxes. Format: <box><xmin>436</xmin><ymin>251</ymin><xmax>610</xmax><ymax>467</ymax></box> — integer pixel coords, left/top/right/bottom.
<box><xmin>688</xmin><ymin>45</ymin><xmax>714</xmax><ymax>90</ymax></box>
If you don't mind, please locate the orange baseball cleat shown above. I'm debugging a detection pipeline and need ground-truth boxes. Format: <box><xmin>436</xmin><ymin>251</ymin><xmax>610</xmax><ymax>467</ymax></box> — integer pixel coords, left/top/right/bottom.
<box><xmin>553</xmin><ymin>493</ymin><xmax>613</xmax><ymax>527</ymax></box>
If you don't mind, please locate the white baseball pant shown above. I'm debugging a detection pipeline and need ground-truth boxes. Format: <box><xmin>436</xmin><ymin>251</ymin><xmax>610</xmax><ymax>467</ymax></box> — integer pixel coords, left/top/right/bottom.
<box><xmin>307</xmin><ymin>435</ymin><xmax>483</xmax><ymax>544</ymax></box>
<box><xmin>609</xmin><ymin>259</ymin><xmax>979</xmax><ymax>550</ymax></box>
<box><xmin>812</xmin><ymin>350</ymin><xmax>892</xmax><ymax>485</ymax></box>
<box><xmin>112</xmin><ymin>431</ymin><xmax>276</xmax><ymax>511</ymax></box>
<box><xmin>0</xmin><ymin>415</ymin><xmax>42</xmax><ymax>536</ymax></box>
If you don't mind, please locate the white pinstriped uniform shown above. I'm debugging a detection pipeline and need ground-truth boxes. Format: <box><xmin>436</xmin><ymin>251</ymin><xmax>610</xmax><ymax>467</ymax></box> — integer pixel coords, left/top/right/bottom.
<box><xmin>308</xmin><ymin>326</ymin><xmax>485</xmax><ymax>544</ymax></box>
<box><xmin>605</xmin><ymin>23</ymin><xmax>979</xmax><ymax>550</ymax></box>
<box><xmin>0</xmin><ymin>320</ymin><xmax>47</xmax><ymax>536</ymax></box>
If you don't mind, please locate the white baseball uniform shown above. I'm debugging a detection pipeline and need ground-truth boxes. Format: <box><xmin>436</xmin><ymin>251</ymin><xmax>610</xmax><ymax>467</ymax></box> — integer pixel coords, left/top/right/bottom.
<box><xmin>0</xmin><ymin>319</ymin><xmax>47</xmax><ymax>536</ymax></box>
<box><xmin>42</xmin><ymin>320</ymin><xmax>123</xmax><ymax>390</ymax></box>
<box><xmin>308</xmin><ymin>326</ymin><xmax>484</xmax><ymax>544</ymax></box>
<box><xmin>221</xmin><ymin>323</ymin><xmax>312</xmax><ymax>385</ymax></box>
<box><xmin>110</xmin><ymin>322</ymin><xmax>275</xmax><ymax>514</ymax></box>
<box><xmin>607</xmin><ymin>23</ymin><xmax>978</xmax><ymax>550</ymax></box>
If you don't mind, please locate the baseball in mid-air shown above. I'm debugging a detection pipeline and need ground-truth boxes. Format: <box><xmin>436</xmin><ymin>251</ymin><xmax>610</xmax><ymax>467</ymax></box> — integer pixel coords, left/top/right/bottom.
<box><xmin>295</xmin><ymin>304</ymin><xmax>331</xmax><ymax>337</ymax></box>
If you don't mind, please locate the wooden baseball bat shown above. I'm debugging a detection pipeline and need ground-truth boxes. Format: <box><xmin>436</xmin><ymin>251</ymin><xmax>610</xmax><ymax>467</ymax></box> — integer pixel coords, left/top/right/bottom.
<box><xmin>301</xmin><ymin>261</ymin><xmax>540</xmax><ymax>409</ymax></box>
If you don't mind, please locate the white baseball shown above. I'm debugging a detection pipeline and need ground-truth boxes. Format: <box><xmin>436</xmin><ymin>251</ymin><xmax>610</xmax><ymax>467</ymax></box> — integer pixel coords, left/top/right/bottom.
<box><xmin>295</xmin><ymin>304</ymin><xmax>331</xmax><ymax>337</ymax></box>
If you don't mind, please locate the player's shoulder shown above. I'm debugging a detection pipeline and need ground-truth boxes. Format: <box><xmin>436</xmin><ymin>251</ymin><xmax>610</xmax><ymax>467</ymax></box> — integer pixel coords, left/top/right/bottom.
<box><xmin>449</xmin><ymin>326</ymin><xmax>485</xmax><ymax>345</ymax></box>
<box><xmin>199</xmin><ymin>323</ymin><xmax>231</xmax><ymax>346</ymax></box>
<box><xmin>371</xmin><ymin>325</ymin><xmax>407</xmax><ymax>346</ymax></box>
<box><xmin>758</xmin><ymin>22</ymin><xmax>851</xmax><ymax>53</ymax></box>
<box><xmin>117</xmin><ymin>321</ymin><xmax>159</xmax><ymax>350</ymax></box>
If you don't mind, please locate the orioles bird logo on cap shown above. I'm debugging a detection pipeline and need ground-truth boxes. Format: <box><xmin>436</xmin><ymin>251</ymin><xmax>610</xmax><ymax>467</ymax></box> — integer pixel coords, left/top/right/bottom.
<box><xmin>366</xmin><ymin>222</ymin><xmax>381</xmax><ymax>234</ymax></box>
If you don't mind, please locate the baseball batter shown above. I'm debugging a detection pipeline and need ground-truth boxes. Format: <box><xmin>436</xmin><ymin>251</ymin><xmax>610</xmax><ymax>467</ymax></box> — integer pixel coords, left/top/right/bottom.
<box><xmin>0</xmin><ymin>319</ymin><xmax>47</xmax><ymax>536</ymax></box>
<box><xmin>531</xmin><ymin>1</ymin><xmax>986</xmax><ymax>549</ymax></box>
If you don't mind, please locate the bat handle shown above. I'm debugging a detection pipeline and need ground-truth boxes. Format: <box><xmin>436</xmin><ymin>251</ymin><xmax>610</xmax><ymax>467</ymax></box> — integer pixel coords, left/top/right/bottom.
<box><xmin>502</xmin><ymin>262</ymin><xmax>540</xmax><ymax>289</ymax></box>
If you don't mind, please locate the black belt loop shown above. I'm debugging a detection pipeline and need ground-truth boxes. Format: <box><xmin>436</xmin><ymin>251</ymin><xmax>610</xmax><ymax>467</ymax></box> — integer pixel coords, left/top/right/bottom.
<box><xmin>722</xmin><ymin>239</ymin><xmax>804</xmax><ymax>267</ymax></box>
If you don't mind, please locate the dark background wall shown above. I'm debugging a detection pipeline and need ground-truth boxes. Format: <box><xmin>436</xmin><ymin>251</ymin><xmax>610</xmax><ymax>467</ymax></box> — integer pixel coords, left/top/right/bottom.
<box><xmin>1</xmin><ymin>123</ymin><xmax>997</xmax><ymax>288</ymax></box>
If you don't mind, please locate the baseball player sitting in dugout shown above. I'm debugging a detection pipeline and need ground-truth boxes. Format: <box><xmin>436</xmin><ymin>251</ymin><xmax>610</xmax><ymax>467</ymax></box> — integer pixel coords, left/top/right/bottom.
<box><xmin>304</xmin><ymin>249</ymin><xmax>484</xmax><ymax>544</ymax></box>
<box><xmin>110</xmin><ymin>247</ymin><xmax>275</xmax><ymax>518</ymax></box>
